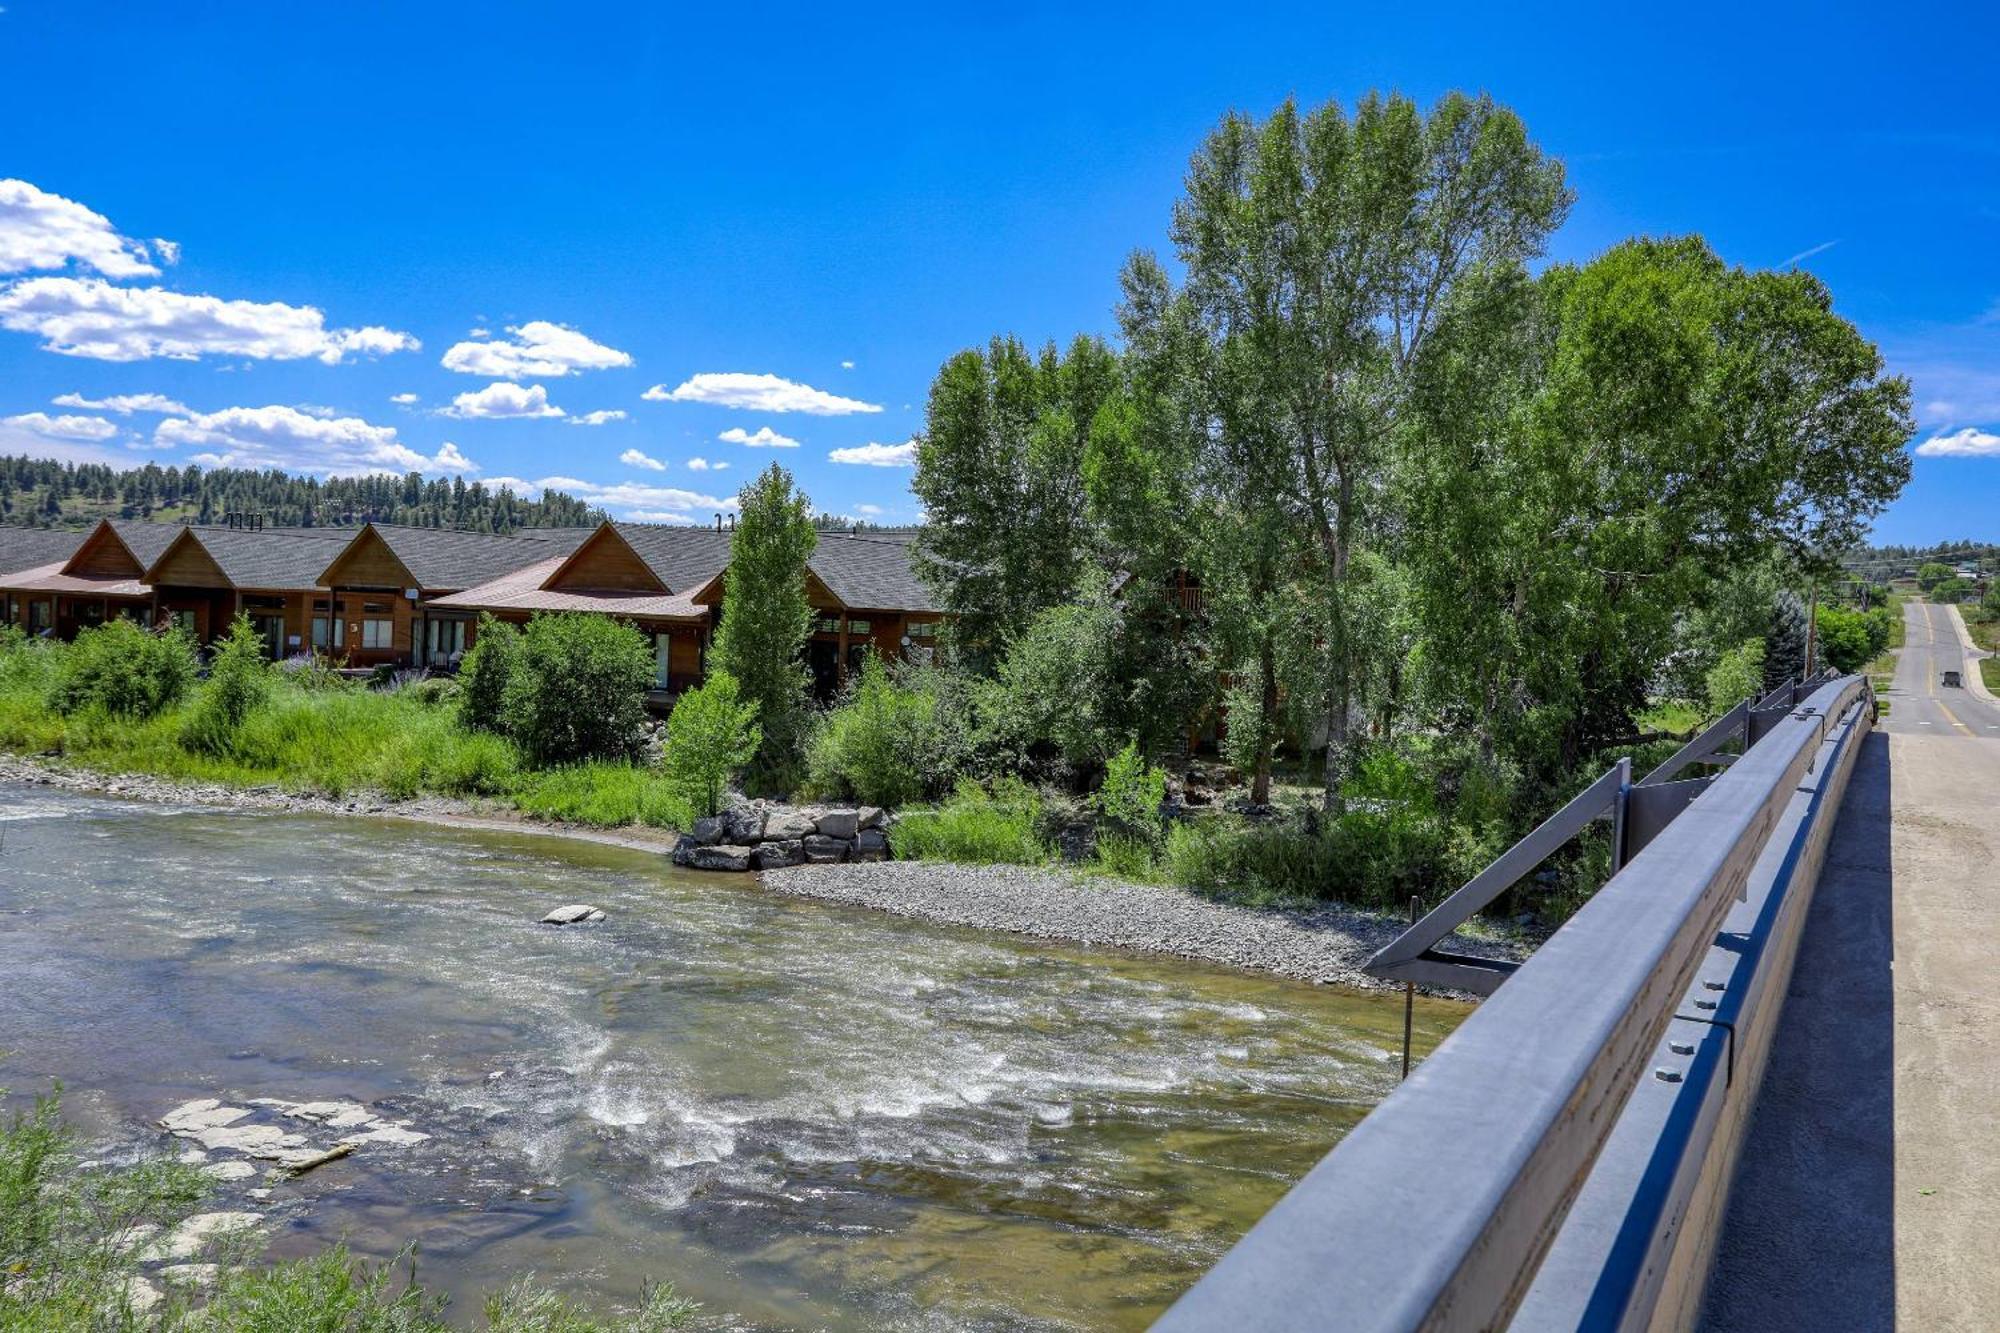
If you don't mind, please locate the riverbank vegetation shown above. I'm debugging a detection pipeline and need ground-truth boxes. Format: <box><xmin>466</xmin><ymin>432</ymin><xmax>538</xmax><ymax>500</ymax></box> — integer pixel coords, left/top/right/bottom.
<box><xmin>0</xmin><ymin>1085</ymin><xmax>698</xmax><ymax>1331</ymax></box>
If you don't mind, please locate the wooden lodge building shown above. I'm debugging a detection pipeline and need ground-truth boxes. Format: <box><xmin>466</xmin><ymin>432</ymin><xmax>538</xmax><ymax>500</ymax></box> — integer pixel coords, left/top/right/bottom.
<box><xmin>0</xmin><ymin>517</ymin><xmax>940</xmax><ymax>704</ymax></box>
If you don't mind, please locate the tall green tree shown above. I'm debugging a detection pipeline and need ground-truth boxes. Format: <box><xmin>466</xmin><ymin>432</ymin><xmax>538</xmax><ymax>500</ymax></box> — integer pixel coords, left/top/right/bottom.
<box><xmin>712</xmin><ymin>462</ymin><xmax>817</xmax><ymax>785</ymax></box>
<box><xmin>912</xmin><ymin>334</ymin><xmax>1120</xmax><ymax>658</ymax></box>
<box><xmin>1126</xmin><ymin>91</ymin><xmax>1572</xmax><ymax>809</ymax></box>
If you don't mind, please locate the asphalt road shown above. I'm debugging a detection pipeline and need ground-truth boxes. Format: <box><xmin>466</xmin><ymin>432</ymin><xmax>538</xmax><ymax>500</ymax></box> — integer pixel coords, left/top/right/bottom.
<box><xmin>1877</xmin><ymin>598</ymin><xmax>2000</xmax><ymax>735</ymax></box>
<box><xmin>1706</xmin><ymin>598</ymin><xmax>1999</xmax><ymax>1331</ymax></box>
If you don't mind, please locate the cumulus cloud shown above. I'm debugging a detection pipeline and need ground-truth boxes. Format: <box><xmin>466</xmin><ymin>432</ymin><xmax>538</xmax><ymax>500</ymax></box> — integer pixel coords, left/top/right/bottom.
<box><xmin>2</xmin><ymin>411</ymin><xmax>118</xmax><ymax>441</ymax></box>
<box><xmin>1913</xmin><ymin>426</ymin><xmax>2000</xmax><ymax>458</ymax></box>
<box><xmin>441</xmin><ymin>321</ymin><xmax>633</xmax><ymax>379</ymax></box>
<box><xmin>717</xmin><ymin>425</ymin><xmax>799</xmax><ymax>448</ymax></box>
<box><xmin>684</xmin><ymin>456</ymin><xmax>727</xmax><ymax>471</ymax></box>
<box><xmin>840</xmin><ymin>359</ymin><xmax>855</xmax><ymax>369</ymax></box>
<box><xmin>573</xmin><ymin>409</ymin><xmax>629</xmax><ymax>427</ymax></box>
<box><xmin>442</xmin><ymin>381</ymin><xmax>564</xmax><ymax>419</ymax></box>
<box><xmin>643</xmin><ymin>372</ymin><xmax>881</xmax><ymax>415</ymax></box>
<box><xmin>390</xmin><ymin>392</ymin><xmax>419</xmax><ymax>405</ymax></box>
<box><xmin>0</xmin><ymin>277</ymin><xmax>418</xmax><ymax>363</ymax></box>
<box><xmin>489</xmin><ymin>474</ymin><xmax>734</xmax><ymax>519</ymax></box>
<box><xmin>154</xmin><ymin>404</ymin><xmax>476</xmax><ymax>476</ymax></box>
<box><xmin>0</xmin><ymin>179</ymin><xmax>164</xmax><ymax>277</ymax></box>
<box><xmin>52</xmin><ymin>391</ymin><xmax>188</xmax><ymax>415</ymax></box>
<box><xmin>853</xmin><ymin>502</ymin><xmax>885</xmax><ymax>516</ymax></box>
<box><xmin>828</xmin><ymin>439</ymin><xmax>917</xmax><ymax>466</ymax></box>
<box><xmin>620</xmin><ymin>447</ymin><xmax>666</xmax><ymax>471</ymax></box>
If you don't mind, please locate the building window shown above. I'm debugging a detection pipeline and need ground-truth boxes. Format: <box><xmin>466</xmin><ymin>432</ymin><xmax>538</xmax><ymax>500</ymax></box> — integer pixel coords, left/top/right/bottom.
<box><xmin>170</xmin><ymin>610</ymin><xmax>197</xmax><ymax>636</ymax></box>
<box><xmin>361</xmin><ymin>619</ymin><xmax>393</xmax><ymax>650</ymax></box>
<box><xmin>815</xmin><ymin>616</ymin><xmax>842</xmax><ymax>635</ymax></box>
<box><xmin>847</xmin><ymin>619</ymin><xmax>871</xmax><ymax>636</ymax></box>
<box><xmin>27</xmin><ymin>600</ymin><xmax>50</xmax><ymax>633</ymax></box>
<box><xmin>312</xmin><ymin>615</ymin><xmax>345</xmax><ymax>649</ymax></box>
<box><xmin>653</xmin><ymin>632</ymin><xmax>672</xmax><ymax>689</ymax></box>
<box><xmin>426</xmin><ymin>618</ymin><xmax>466</xmax><ymax>663</ymax></box>
<box><xmin>907</xmin><ymin>621</ymin><xmax>936</xmax><ymax>639</ymax></box>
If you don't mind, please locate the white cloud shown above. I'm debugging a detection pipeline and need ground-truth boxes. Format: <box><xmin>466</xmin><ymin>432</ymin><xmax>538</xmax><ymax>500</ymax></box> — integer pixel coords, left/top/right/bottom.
<box><xmin>717</xmin><ymin>425</ymin><xmax>800</xmax><ymax>448</ymax></box>
<box><xmin>685</xmin><ymin>456</ymin><xmax>728</xmax><ymax>471</ymax></box>
<box><xmin>2</xmin><ymin>410</ymin><xmax>118</xmax><ymax>441</ymax></box>
<box><xmin>573</xmin><ymin>409</ymin><xmax>629</xmax><ymax>427</ymax></box>
<box><xmin>0</xmin><ymin>277</ymin><xmax>418</xmax><ymax>363</ymax></box>
<box><xmin>442</xmin><ymin>381</ymin><xmax>564</xmax><ymax>419</ymax></box>
<box><xmin>620</xmin><ymin>447</ymin><xmax>666</xmax><ymax>471</ymax></box>
<box><xmin>829</xmin><ymin>439</ymin><xmax>917</xmax><ymax>467</ymax></box>
<box><xmin>51</xmin><ymin>391</ymin><xmax>188</xmax><ymax>415</ymax></box>
<box><xmin>643</xmin><ymin>372</ymin><xmax>881</xmax><ymax>415</ymax></box>
<box><xmin>853</xmin><ymin>502</ymin><xmax>885</xmax><ymax>516</ymax></box>
<box><xmin>1780</xmin><ymin>239</ymin><xmax>1839</xmax><ymax>268</ymax></box>
<box><xmin>492</xmin><ymin>474</ymin><xmax>734</xmax><ymax>518</ymax></box>
<box><xmin>390</xmin><ymin>392</ymin><xmax>419</xmax><ymax>405</ymax></box>
<box><xmin>151</xmin><ymin>238</ymin><xmax>181</xmax><ymax>266</ymax></box>
<box><xmin>153</xmin><ymin>404</ymin><xmax>476</xmax><ymax>476</ymax></box>
<box><xmin>1913</xmin><ymin>426</ymin><xmax>2000</xmax><ymax>458</ymax></box>
<box><xmin>0</xmin><ymin>179</ymin><xmax>163</xmax><ymax>277</ymax></box>
<box><xmin>441</xmin><ymin>320</ymin><xmax>633</xmax><ymax>379</ymax></box>
<box><xmin>841</xmin><ymin>359</ymin><xmax>855</xmax><ymax>369</ymax></box>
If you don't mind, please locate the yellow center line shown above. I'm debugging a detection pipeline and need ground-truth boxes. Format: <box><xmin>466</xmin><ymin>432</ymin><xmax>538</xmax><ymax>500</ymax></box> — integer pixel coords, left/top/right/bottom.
<box><xmin>1920</xmin><ymin>604</ymin><xmax>1976</xmax><ymax>735</ymax></box>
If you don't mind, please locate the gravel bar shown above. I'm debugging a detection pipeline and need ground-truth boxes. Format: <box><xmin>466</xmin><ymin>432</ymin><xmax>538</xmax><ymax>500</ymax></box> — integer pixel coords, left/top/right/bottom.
<box><xmin>766</xmin><ymin>860</ymin><xmax>1523</xmax><ymax>994</ymax></box>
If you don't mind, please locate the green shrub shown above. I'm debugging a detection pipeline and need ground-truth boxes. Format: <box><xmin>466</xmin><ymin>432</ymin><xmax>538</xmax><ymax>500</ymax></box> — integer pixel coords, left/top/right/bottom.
<box><xmin>891</xmin><ymin>777</ymin><xmax>1049</xmax><ymax>865</ymax></box>
<box><xmin>979</xmin><ymin>596</ymin><xmax>1120</xmax><ymax>783</ymax></box>
<box><xmin>458</xmin><ymin>614</ymin><xmax>521</xmax><ymax>734</ymax></box>
<box><xmin>661</xmin><ymin>670</ymin><xmax>760</xmax><ymax>822</ymax></box>
<box><xmin>1095</xmin><ymin>740</ymin><xmax>1166</xmax><ymax>844</ymax></box>
<box><xmin>48</xmin><ymin>619</ymin><xmax>197</xmax><ymax>719</ymax></box>
<box><xmin>804</xmin><ymin>654</ymin><xmax>949</xmax><ymax>808</ymax></box>
<box><xmin>1159</xmin><ymin>815</ymin><xmax>1347</xmax><ymax>907</ymax></box>
<box><xmin>504</xmin><ymin>613</ymin><xmax>655</xmax><ymax>766</ymax></box>
<box><xmin>180</xmin><ymin>615</ymin><xmax>271</xmax><ymax>756</ymax></box>
<box><xmin>1706</xmin><ymin>637</ymin><xmax>1765</xmax><ymax>714</ymax></box>
<box><xmin>402</xmin><ymin>674</ymin><xmax>462</xmax><ymax>709</ymax></box>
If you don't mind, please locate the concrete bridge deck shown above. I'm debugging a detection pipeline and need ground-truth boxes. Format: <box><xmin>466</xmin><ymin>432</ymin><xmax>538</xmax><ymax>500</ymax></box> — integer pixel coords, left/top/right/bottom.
<box><xmin>1703</xmin><ymin>601</ymin><xmax>2000</xmax><ymax>1330</ymax></box>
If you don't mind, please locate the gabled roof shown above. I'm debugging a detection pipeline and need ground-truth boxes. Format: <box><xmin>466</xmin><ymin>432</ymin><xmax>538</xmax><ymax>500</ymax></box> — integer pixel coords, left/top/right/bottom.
<box><xmin>145</xmin><ymin>525</ymin><xmax>351</xmax><ymax>590</ymax></box>
<box><xmin>0</xmin><ymin>525</ymin><xmax>88</xmax><ymax>580</ymax></box>
<box><xmin>425</xmin><ymin>554</ymin><xmax>707</xmax><ymax>622</ymax></box>
<box><xmin>321</xmin><ymin>522</ymin><xmax>594</xmax><ymax>593</ymax></box>
<box><xmin>807</xmin><ymin>532</ymin><xmax>937</xmax><ymax>612</ymax></box>
<box><xmin>108</xmin><ymin>519</ymin><xmax>183</xmax><ymax>569</ymax></box>
<box><xmin>612</xmin><ymin>523</ymin><xmax>735</xmax><ymax>593</ymax></box>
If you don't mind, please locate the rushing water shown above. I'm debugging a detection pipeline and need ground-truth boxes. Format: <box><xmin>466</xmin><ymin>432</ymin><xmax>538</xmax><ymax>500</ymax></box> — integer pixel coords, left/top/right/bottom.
<box><xmin>0</xmin><ymin>782</ymin><xmax>1464</xmax><ymax>1330</ymax></box>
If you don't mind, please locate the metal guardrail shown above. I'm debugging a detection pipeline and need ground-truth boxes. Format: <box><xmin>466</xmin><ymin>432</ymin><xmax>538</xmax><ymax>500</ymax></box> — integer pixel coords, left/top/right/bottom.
<box><xmin>1367</xmin><ymin>671</ymin><xmax>1840</xmax><ymax>997</ymax></box>
<box><xmin>1155</xmin><ymin>673</ymin><xmax>1873</xmax><ymax>1332</ymax></box>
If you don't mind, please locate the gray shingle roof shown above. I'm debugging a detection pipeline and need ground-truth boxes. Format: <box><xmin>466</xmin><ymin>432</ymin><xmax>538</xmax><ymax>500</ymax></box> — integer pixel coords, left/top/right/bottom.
<box><xmin>362</xmin><ymin>523</ymin><xmax>594</xmax><ymax>591</ymax></box>
<box><xmin>108</xmin><ymin>519</ymin><xmax>183</xmax><ymax>568</ymax></box>
<box><xmin>166</xmin><ymin>527</ymin><xmax>354</xmax><ymax>589</ymax></box>
<box><xmin>606</xmin><ymin>522</ymin><xmax>934</xmax><ymax>612</ymax></box>
<box><xmin>0</xmin><ymin>525</ymin><xmax>87</xmax><ymax>577</ymax></box>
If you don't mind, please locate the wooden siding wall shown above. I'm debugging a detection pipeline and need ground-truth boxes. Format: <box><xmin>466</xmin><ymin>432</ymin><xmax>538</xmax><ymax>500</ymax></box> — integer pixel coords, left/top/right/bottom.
<box><xmin>149</xmin><ymin>540</ymin><xmax>232</xmax><ymax>588</ymax></box>
<box><xmin>68</xmin><ymin>530</ymin><xmax>144</xmax><ymax>579</ymax></box>
<box><xmin>321</xmin><ymin>531</ymin><xmax>415</xmax><ymax>591</ymax></box>
<box><xmin>550</xmin><ymin>534</ymin><xmax>663</xmax><ymax>591</ymax></box>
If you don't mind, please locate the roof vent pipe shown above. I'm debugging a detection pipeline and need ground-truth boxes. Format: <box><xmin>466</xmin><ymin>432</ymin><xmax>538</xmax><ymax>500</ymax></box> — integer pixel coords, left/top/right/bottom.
<box><xmin>714</xmin><ymin>513</ymin><xmax>721</xmax><ymax>531</ymax></box>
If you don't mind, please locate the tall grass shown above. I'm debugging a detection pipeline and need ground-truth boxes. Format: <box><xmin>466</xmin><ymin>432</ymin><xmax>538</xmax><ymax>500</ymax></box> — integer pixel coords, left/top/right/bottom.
<box><xmin>891</xmin><ymin>777</ymin><xmax>1050</xmax><ymax>865</ymax></box>
<box><xmin>514</xmin><ymin>763</ymin><xmax>688</xmax><ymax>828</ymax></box>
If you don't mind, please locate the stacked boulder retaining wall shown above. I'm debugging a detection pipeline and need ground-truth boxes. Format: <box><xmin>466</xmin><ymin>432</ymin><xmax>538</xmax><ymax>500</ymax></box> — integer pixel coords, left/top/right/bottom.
<box><xmin>672</xmin><ymin>801</ymin><xmax>889</xmax><ymax>872</ymax></box>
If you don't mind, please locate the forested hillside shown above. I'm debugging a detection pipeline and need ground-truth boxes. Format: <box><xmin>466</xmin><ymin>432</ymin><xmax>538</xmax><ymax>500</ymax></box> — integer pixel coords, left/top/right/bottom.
<box><xmin>0</xmin><ymin>456</ymin><xmax>604</xmax><ymax>531</ymax></box>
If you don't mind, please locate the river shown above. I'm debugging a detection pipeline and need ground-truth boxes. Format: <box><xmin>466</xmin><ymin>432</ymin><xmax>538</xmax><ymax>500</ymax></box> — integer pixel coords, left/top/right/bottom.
<box><xmin>0</xmin><ymin>782</ymin><xmax>1465</xmax><ymax>1330</ymax></box>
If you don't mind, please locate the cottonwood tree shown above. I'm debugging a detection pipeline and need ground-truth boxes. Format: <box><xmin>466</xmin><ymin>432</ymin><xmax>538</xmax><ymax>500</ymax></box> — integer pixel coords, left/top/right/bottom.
<box><xmin>712</xmin><ymin>463</ymin><xmax>817</xmax><ymax>786</ymax></box>
<box><xmin>912</xmin><ymin>334</ymin><xmax>1120</xmax><ymax>659</ymax></box>
<box><xmin>1126</xmin><ymin>91</ymin><xmax>1571</xmax><ymax>809</ymax></box>
<box><xmin>1400</xmin><ymin>236</ymin><xmax>1911</xmax><ymax>787</ymax></box>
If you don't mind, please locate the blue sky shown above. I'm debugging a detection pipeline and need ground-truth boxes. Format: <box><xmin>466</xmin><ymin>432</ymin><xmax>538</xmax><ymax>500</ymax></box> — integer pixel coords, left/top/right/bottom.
<box><xmin>1</xmin><ymin>1</ymin><xmax>1995</xmax><ymax>541</ymax></box>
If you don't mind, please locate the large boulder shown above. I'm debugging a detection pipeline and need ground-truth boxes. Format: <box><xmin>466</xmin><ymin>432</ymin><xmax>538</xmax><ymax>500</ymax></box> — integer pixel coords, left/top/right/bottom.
<box><xmin>690</xmin><ymin>816</ymin><xmax>726</xmax><ymax>845</ymax></box>
<box><xmin>857</xmin><ymin>806</ymin><xmax>887</xmax><ymax>831</ymax></box>
<box><xmin>814</xmin><ymin>809</ymin><xmax>859</xmax><ymax>839</ymax></box>
<box><xmin>802</xmin><ymin>834</ymin><xmax>848</xmax><ymax>863</ymax></box>
<box><xmin>853</xmin><ymin>828</ymin><xmax>890</xmax><ymax>862</ymax></box>
<box><xmin>540</xmin><ymin>903</ymin><xmax>600</xmax><ymax>925</ymax></box>
<box><xmin>754</xmin><ymin>839</ymin><xmax>805</xmax><ymax>870</ymax></box>
<box><xmin>763</xmin><ymin>809</ymin><xmax>818</xmax><ymax>841</ymax></box>
<box><xmin>669</xmin><ymin>835</ymin><xmax>698</xmax><ymax>867</ymax></box>
<box><xmin>722</xmin><ymin>806</ymin><xmax>766</xmax><ymax>843</ymax></box>
<box><xmin>691</xmin><ymin>844</ymin><xmax>754</xmax><ymax>872</ymax></box>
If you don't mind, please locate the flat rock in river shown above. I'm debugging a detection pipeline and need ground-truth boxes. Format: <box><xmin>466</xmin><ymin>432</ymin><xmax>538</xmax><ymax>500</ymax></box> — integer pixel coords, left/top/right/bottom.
<box><xmin>540</xmin><ymin>903</ymin><xmax>601</xmax><ymax>924</ymax></box>
<box><xmin>161</xmin><ymin>1099</ymin><xmax>249</xmax><ymax>1133</ymax></box>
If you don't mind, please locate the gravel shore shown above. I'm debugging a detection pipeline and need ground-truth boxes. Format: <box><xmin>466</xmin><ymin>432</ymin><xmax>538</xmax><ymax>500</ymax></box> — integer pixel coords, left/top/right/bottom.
<box><xmin>0</xmin><ymin>752</ymin><xmax>1521</xmax><ymax>993</ymax></box>
<box><xmin>765</xmin><ymin>860</ymin><xmax>1522</xmax><ymax>993</ymax></box>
